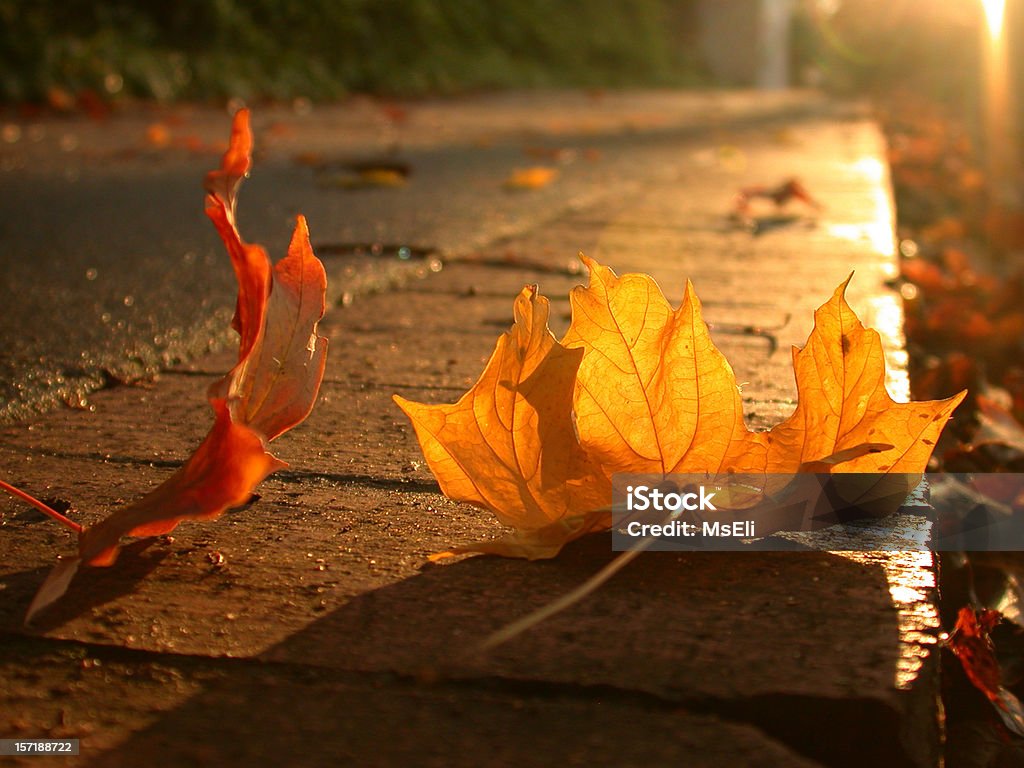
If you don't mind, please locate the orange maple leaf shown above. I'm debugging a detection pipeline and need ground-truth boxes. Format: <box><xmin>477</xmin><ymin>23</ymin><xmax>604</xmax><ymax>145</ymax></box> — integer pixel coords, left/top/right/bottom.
<box><xmin>10</xmin><ymin>109</ymin><xmax>328</xmax><ymax>622</ymax></box>
<box><xmin>398</xmin><ymin>256</ymin><xmax>965</xmax><ymax>558</ymax></box>
<box><xmin>563</xmin><ymin>256</ymin><xmax>764</xmax><ymax>477</ymax></box>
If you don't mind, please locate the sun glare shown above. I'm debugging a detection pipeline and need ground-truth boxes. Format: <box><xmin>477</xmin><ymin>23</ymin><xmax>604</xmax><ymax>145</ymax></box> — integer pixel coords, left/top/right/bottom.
<box><xmin>982</xmin><ymin>0</ymin><xmax>1005</xmax><ymax>39</ymax></box>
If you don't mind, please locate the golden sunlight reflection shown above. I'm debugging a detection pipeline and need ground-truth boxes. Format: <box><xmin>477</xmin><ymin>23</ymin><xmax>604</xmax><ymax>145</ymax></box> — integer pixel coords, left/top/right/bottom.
<box><xmin>982</xmin><ymin>0</ymin><xmax>1005</xmax><ymax>39</ymax></box>
<box><xmin>860</xmin><ymin>159</ymin><xmax>894</xmax><ymax>260</ymax></box>
<box><xmin>851</xmin><ymin>155</ymin><xmax>885</xmax><ymax>184</ymax></box>
<box><xmin>825</xmin><ymin>156</ymin><xmax>896</xmax><ymax>261</ymax></box>
<box><xmin>780</xmin><ymin>514</ymin><xmax>940</xmax><ymax>690</ymax></box>
<box><xmin>839</xmin><ymin>548</ymin><xmax>940</xmax><ymax>689</ymax></box>
<box><xmin>981</xmin><ymin>0</ymin><xmax>1019</xmax><ymax>201</ymax></box>
<box><xmin>827</xmin><ymin>220</ymin><xmax>895</xmax><ymax>261</ymax></box>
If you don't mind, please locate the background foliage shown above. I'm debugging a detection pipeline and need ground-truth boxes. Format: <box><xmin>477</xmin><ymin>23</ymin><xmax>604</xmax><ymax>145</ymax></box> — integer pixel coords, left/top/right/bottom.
<box><xmin>0</xmin><ymin>0</ymin><xmax>702</xmax><ymax>102</ymax></box>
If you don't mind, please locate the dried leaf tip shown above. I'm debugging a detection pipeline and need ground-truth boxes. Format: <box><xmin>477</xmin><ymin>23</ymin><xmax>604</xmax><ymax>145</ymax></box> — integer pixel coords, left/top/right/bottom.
<box><xmin>203</xmin><ymin>108</ymin><xmax>253</xmax><ymax>218</ymax></box>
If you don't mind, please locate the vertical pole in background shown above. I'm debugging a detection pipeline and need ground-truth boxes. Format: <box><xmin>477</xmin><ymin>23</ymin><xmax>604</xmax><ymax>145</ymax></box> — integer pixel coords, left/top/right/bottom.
<box><xmin>981</xmin><ymin>0</ymin><xmax>1021</xmax><ymax>208</ymax></box>
<box><xmin>758</xmin><ymin>0</ymin><xmax>794</xmax><ymax>89</ymax></box>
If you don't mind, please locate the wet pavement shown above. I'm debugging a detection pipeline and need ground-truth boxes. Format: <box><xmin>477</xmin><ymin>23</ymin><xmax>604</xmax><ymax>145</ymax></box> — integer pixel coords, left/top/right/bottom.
<box><xmin>0</xmin><ymin>91</ymin><xmax>942</xmax><ymax>766</ymax></box>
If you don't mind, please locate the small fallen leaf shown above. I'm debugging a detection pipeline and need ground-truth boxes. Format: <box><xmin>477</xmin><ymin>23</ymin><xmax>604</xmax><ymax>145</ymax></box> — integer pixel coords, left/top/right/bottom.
<box><xmin>947</xmin><ymin>606</ymin><xmax>1024</xmax><ymax>738</ymax></box>
<box><xmin>377</xmin><ymin>102</ymin><xmax>410</xmax><ymax>125</ymax></box>
<box><xmin>717</xmin><ymin>145</ymin><xmax>747</xmax><ymax>173</ymax></box>
<box><xmin>503</xmin><ymin>166</ymin><xmax>558</xmax><ymax>190</ymax></box>
<box><xmin>320</xmin><ymin>168</ymin><xmax>408</xmax><ymax>189</ymax></box>
<box><xmin>314</xmin><ymin>159</ymin><xmax>411</xmax><ymax>190</ymax></box>
<box><xmin>354</xmin><ymin>168</ymin><xmax>408</xmax><ymax>187</ymax></box>
<box><xmin>46</xmin><ymin>86</ymin><xmax>75</xmax><ymax>112</ymax></box>
<box><xmin>145</xmin><ymin>123</ymin><xmax>172</xmax><ymax>148</ymax></box>
<box><xmin>292</xmin><ymin>151</ymin><xmax>325</xmax><ymax>167</ymax></box>
<box><xmin>949</xmin><ymin>607</ymin><xmax>1004</xmax><ymax>698</ymax></box>
<box><xmin>734</xmin><ymin>178</ymin><xmax>822</xmax><ymax>217</ymax></box>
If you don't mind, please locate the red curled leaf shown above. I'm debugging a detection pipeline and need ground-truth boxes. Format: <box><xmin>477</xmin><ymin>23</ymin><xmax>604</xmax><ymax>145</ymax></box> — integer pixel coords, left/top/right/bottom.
<box><xmin>16</xmin><ymin>108</ymin><xmax>329</xmax><ymax>622</ymax></box>
<box><xmin>204</xmin><ymin>109</ymin><xmax>272</xmax><ymax>365</ymax></box>
<box><xmin>217</xmin><ymin>215</ymin><xmax>329</xmax><ymax>441</ymax></box>
<box><xmin>947</xmin><ymin>606</ymin><xmax>1024</xmax><ymax>737</ymax></box>
<box><xmin>948</xmin><ymin>606</ymin><xmax>1005</xmax><ymax>703</ymax></box>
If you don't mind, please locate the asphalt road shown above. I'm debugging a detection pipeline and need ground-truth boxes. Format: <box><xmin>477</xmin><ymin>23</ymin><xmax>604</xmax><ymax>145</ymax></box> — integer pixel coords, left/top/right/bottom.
<box><xmin>0</xmin><ymin>130</ymin><xmax>627</xmax><ymax>422</ymax></box>
<box><xmin>0</xmin><ymin>92</ymin><xmax>830</xmax><ymax>423</ymax></box>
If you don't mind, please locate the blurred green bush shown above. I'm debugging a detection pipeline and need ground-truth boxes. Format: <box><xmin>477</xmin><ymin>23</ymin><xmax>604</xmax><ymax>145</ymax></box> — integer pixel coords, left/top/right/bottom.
<box><xmin>0</xmin><ymin>0</ymin><xmax>702</xmax><ymax>103</ymax></box>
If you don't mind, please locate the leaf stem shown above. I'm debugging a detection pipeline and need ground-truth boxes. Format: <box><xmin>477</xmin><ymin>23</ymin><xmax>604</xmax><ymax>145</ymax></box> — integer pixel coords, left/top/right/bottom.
<box><xmin>0</xmin><ymin>479</ymin><xmax>82</xmax><ymax>534</ymax></box>
<box><xmin>481</xmin><ymin>538</ymin><xmax>653</xmax><ymax>651</ymax></box>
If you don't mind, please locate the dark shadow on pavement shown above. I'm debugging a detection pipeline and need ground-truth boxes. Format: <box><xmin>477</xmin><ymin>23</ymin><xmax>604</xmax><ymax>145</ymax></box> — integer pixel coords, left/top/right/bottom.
<box><xmin>73</xmin><ymin>535</ymin><xmax>919</xmax><ymax>767</ymax></box>
<box><xmin>0</xmin><ymin>540</ymin><xmax>169</xmax><ymax>631</ymax></box>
